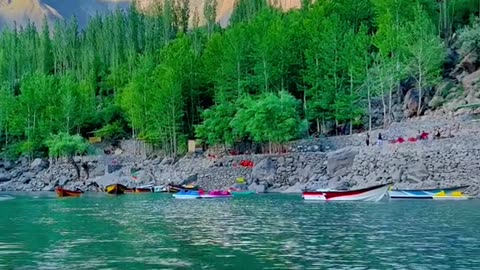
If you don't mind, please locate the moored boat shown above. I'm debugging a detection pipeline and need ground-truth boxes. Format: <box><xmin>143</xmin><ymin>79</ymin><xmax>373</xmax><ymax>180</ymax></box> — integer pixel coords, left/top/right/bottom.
<box><xmin>201</xmin><ymin>190</ymin><xmax>233</xmax><ymax>199</ymax></box>
<box><xmin>388</xmin><ymin>186</ymin><xmax>469</xmax><ymax>200</ymax></box>
<box><xmin>166</xmin><ymin>183</ymin><xmax>199</xmax><ymax>193</ymax></box>
<box><xmin>153</xmin><ymin>185</ymin><xmax>166</xmax><ymax>193</ymax></box>
<box><xmin>105</xmin><ymin>184</ymin><xmax>128</xmax><ymax>195</ymax></box>
<box><xmin>302</xmin><ymin>183</ymin><xmax>391</xmax><ymax>202</ymax></box>
<box><xmin>229</xmin><ymin>188</ymin><xmax>255</xmax><ymax>196</ymax></box>
<box><xmin>134</xmin><ymin>185</ymin><xmax>154</xmax><ymax>193</ymax></box>
<box><xmin>55</xmin><ymin>187</ymin><xmax>83</xmax><ymax>197</ymax></box>
<box><xmin>173</xmin><ymin>189</ymin><xmax>202</xmax><ymax>199</ymax></box>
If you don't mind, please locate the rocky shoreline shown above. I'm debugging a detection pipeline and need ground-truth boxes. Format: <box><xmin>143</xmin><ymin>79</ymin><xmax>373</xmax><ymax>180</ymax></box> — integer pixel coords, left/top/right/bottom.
<box><xmin>1</xmin><ymin>116</ymin><xmax>480</xmax><ymax>197</ymax></box>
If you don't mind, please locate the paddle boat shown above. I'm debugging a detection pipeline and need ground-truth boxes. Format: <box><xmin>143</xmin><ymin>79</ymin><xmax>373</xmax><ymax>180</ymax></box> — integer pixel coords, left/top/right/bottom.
<box><xmin>388</xmin><ymin>185</ymin><xmax>470</xmax><ymax>200</ymax></box>
<box><xmin>172</xmin><ymin>189</ymin><xmax>202</xmax><ymax>199</ymax></box>
<box><xmin>302</xmin><ymin>183</ymin><xmax>391</xmax><ymax>202</ymax></box>
<box><xmin>200</xmin><ymin>190</ymin><xmax>233</xmax><ymax>199</ymax></box>
<box><xmin>105</xmin><ymin>184</ymin><xmax>128</xmax><ymax>195</ymax></box>
<box><xmin>55</xmin><ymin>187</ymin><xmax>83</xmax><ymax>197</ymax></box>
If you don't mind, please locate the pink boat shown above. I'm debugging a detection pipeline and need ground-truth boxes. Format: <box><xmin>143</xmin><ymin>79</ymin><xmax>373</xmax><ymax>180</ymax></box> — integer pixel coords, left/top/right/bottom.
<box><xmin>200</xmin><ymin>190</ymin><xmax>233</xmax><ymax>199</ymax></box>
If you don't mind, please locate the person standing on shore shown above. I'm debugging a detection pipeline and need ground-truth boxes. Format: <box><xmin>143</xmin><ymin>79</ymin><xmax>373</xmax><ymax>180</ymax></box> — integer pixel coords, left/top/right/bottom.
<box><xmin>377</xmin><ymin>133</ymin><xmax>383</xmax><ymax>146</ymax></box>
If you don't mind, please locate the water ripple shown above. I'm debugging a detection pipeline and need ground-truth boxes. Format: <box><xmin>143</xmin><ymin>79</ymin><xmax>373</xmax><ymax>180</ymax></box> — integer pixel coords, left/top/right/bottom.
<box><xmin>0</xmin><ymin>195</ymin><xmax>480</xmax><ymax>269</ymax></box>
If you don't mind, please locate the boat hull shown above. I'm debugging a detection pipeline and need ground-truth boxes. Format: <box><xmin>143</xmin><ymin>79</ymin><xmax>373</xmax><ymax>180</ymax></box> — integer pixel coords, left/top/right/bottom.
<box><xmin>231</xmin><ymin>191</ymin><xmax>255</xmax><ymax>196</ymax></box>
<box><xmin>201</xmin><ymin>190</ymin><xmax>232</xmax><ymax>199</ymax></box>
<box><xmin>173</xmin><ymin>194</ymin><xmax>201</xmax><ymax>199</ymax></box>
<box><xmin>200</xmin><ymin>195</ymin><xmax>233</xmax><ymax>199</ymax></box>
<box><xmin>105</xmin><ymin>184</ymin><xmax>128</xmax><ymax>195</ymax></box>
<box><xmin>55</xmin><ymin>188</ymin><xmax>83</xmax><ymax>197</ymax></box>
<box><xmin>302</xmin><ymin>183</ymin><xmax>391</xmax><ymax>202</ymax></box>
<box><xmin>173</xmin><ymin>190</ymin><xmax>201</xmax><ymax>199</ymax></box>
<box><xmin>389</xmin><ymin>186</ymin><xmax>469</xmax><ymax>200</ymax></box>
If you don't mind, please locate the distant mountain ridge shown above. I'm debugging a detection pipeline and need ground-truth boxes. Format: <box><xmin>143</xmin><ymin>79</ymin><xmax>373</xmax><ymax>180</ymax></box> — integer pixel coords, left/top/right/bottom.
<box><xmin>0</xmin><ymin>0</ymin><xmax>301</xmax><ymax>30</ymax></box>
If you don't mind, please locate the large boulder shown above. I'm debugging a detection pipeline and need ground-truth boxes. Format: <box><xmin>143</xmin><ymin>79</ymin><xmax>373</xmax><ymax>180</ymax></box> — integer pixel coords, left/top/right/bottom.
<box><xmin>450</xmin><ymin>51</ymin><xmax>478</xmax><ymax>77</ymax></box>
<box><xmin>42</xmin><ymin>184</ymin><xmax>56</xmax><ymax>191</ymax></box>
<box><xmin>403</xmin><ymin>89</ymin><xmax>421</xmax><ymax>117</ymax></box>
<box><xmin>327</xmin><ymin>148</ymin><xmax>359</xmax><ymax>177</ymax></box>
<box><xmin>0</xmin><ymin>161</ymin><xmax>14</xmax><ymax>171</ymax></box>
<box><xmin>30</xmin><ymin>158</ymin><xmax>49</xmax><ymax>172</ymax></box>
<box><xmin>248</xmin><ymin>182</ymin><xmax>266</xmax><ymax>193</ymax></box>
<box><xmin>461</xmin><ymin>69</ymin><xmax>480</xmax><ymax>96</ymax></box>
<box><xmin>403</xmin><ymin>164</ymin><xmax>429</xmax><ymax>183</ymax></box>
<box><xmin>0</xmin><ymin>172</ymin><xmax>11</xmax><ymax>182</ymax></box>
<box><xmin>281</xmin><ymin>182</ymin><xmax>305</xmax><ymax>193</ymax></box>
<box><xmin>251</xmin><ymin>158</ymin><xmax>276</xmax><ymax>183</ymax></box>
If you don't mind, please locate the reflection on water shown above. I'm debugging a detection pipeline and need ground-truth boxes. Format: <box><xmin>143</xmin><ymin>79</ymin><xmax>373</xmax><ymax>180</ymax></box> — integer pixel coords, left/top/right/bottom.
<box><xmin>0</xmin><ymin>193</ymin><xmax>480</xmax><ymax>269</ymax></box>
<box><xmin>0</xmin><ymin>195</ymin><xmax>14</xmax><ymax>201</ymax></box>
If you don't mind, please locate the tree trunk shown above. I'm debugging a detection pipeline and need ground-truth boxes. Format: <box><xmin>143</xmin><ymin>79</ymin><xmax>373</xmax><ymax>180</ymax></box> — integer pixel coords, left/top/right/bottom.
<box><xmin>69</xmin><ymin>156</ymin><xmax>81</xmax><ymax>179</ymax></box>
<box><xmin>349</xmin><ymin>71</ymin><xmax>354</xmax><ymax>135</ymax></box>
<box><xmin>417</xmin><ymin>64</ymin><xmax>423</xmax><ymax>117</ymax></box>
<box><xmin>316</xmin><ymin>118</ymin><xmax>320</xmax><ymax>134</ymax></box>
<box><xmin>263</xmin><ymin>57</ymin><xmax>268</xmax><ymax>92</ymax></box>
<box><xmin>379</xmin><ymin>78</ymin><xmax>387</xmax><ymax>128</ymax></box>
<box><xmin>368</xmin><ymin>84</ymin><xmax>372</xmax><ymax>132</ymax></box>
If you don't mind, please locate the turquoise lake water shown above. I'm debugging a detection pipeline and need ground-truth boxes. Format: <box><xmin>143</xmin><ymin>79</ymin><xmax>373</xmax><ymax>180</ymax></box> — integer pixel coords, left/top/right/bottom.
<box><xmin>0</xmin><ymin>193</ymin><xmax>479</xmax><ymax>269</ymax></box>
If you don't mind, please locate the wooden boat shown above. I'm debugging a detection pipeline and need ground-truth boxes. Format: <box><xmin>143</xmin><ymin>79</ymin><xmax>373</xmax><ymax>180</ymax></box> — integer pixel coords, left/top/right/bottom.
<box><xmin>302</xmin><ymin>183</ymin><xmax>391</xmax><ymax>202</ymax></box>
<box><xmin>166</xmin><ymin>183</ymin><xmax>199</xmax><ymax>193</ymax></box>
<box><xmin>55</xmin><ymin>187</ymin><xmax>83</xmax><ymax>197</ymax></box>
<box><xmin>388</xmin><ymin>186</ymin><xmax>469</xmax><ymax>200</ymax></box>
<box><xmin>105</xmin><ymin>184</ymin><xmax>128</xmax><ymax>195</ymax></box>
<box><xmin>173</xmin><ymin>190</ymin><xmax>202</xmax><ymax>199</ymax></box>
<box><xmin>153</xmin><ymin>185</ymin><xmax>166</xmax><ymax>193</ymax></box>
<box><xmin>134</xmin><ymin>185</ymin><xmax>154</xmax><ymax>193</ymax></box>
<box><xmin>201</xmin><ymin>190</ymin><xmax>233</xmax><ymax>199</ymax></box>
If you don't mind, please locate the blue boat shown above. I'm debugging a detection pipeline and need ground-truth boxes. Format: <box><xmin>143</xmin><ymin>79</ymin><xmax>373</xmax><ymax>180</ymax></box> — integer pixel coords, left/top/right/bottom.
<box><xmin>388</xmin><ymin>186</ymin><xmax>469</xmax><ymax>199</ymax></box>
<box><xmin>172</xmin><ymin>189</ymin><xmax>201</xmax><ymax>199</ymax></box>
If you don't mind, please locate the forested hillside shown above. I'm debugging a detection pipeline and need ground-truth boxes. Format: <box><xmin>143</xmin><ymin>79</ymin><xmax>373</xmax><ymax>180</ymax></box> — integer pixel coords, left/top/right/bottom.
<box><xmin>0</xmin><ymin>0</ymin><xmax>479</xmax><ymax>158</ymax></box>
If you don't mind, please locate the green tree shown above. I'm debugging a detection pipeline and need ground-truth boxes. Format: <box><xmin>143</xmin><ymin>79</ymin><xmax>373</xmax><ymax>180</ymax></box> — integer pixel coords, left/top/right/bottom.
<box><xmin>406</xmin><ymin>4</ymin><xmax>444</xmax><ymax>116</ymax></box>
<box><xmin>45</xmin><ymin>132</ymin><xmax>88</xmax><ymax>179</ymax></box>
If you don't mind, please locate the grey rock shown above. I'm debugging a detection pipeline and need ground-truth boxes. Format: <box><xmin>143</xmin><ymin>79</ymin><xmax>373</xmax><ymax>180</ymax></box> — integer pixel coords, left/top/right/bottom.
<box><xmin>392</xmin><ymin>169</ymin><xmax>404</xmax><ymax>182</ymax></box>
<box><xmin>1</xmin><ymin>161</ymin><xmax>14</xmax><ymax>171</ymax></box>
<box><xmin>0</xmin><ymin>172</ymin><xmax>11</xmax><ymax>182</ymax></box>
<box><xmin>327</xmin><ymin>148</ymin><xmax>359</xmax><ymax>177</ymax></box>
<box><xmin>335</xmin><ymin>181</ymin><xmax>353</xmax><ymax>190</ymax></box>
<box><xmin>22</xmin><ymin>172</ymin><xmax>36</xmax><ymax>179</ymax></box>
<box><xmin>30</xmin><ymin>158</ymin><xmax>49</xmax><ymax>172</ymax></box>
<box><xmin>251</xmin><ymin>158</ymin><xmax>276</xmax><ymax>183</ymax></box>
<box><xmin>160</xmin><ymin>157</ymin><xmax>175</xmax><ymax>166</ymax></box>
<box><xmin>58</xmin><ymin>176</ymin><xmax>70</xmax><ymax>186</ymax></box>
<box><xmin>282</xmin><ymin>182</ymin><xmax>305</xmax><ymax>193</ymax></box>
<box><xmin>42</xmin><ymin>184</ymin><xmax>56</xmax><ymax>191</ymax></box>
<box><xmin>248</xmin><ymin>182</ymin><xmax>266</xmax><ymax>193</ymax></box>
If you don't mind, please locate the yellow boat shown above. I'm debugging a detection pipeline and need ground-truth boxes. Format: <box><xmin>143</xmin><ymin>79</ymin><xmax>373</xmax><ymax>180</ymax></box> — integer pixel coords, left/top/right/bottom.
<box><xmin>105</xmin><ymin>184</ymin><xmax>128</xmax><ymax>195</ymax></box>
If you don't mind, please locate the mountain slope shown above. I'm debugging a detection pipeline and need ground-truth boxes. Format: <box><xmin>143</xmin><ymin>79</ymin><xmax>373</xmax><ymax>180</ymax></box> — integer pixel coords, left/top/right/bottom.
<box><xmin>0</xmin><ymin>0</ymin><xmax>301</xmax><ymax>30</ymax></box>
<box><xmin>0</xmin><ymin>0</ymin><xmax>62</xmax><ymax>29</ymax></box>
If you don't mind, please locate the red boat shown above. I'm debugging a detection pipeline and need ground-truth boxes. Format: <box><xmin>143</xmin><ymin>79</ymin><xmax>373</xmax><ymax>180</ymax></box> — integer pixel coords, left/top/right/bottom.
<box><xmin>55</xmin><ymin>187</ymin><xmax>83</xmax><ymax>197</ymax></box>
<box><xmin>302</xmin><ymin>183</ymin><xmax>391</xmax><ymax>202</ymax></box>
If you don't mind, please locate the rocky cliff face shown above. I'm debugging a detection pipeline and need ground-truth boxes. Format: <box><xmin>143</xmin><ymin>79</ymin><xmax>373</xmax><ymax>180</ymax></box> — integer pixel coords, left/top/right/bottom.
<box><xmin>1</xmin><ymin>116</ymin><xmax>479</xmax><ymax>197</ymax></box>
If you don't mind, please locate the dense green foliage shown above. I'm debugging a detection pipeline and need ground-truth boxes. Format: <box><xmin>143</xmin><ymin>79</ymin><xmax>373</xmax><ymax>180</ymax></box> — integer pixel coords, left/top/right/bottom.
<box><xmin>45</xmin><ymin>133</ymin><xmax>88</xmax><ymax>158</ymax></box>
<box><xmin>0</xmin><ymin>0</ymin><xmax>478</xmax><ymax>157</ymax></box>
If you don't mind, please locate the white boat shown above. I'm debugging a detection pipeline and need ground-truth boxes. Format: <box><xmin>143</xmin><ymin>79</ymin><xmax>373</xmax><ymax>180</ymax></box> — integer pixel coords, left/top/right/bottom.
<box><xmin>389</xmin><ymin>186</ymin><xmax>470</xmax><ymax>200</ymax></box>
<box><xmin>302</xmin><ymin>183</ymin><xmax>391</xmax><ymax>202</ymax></box>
